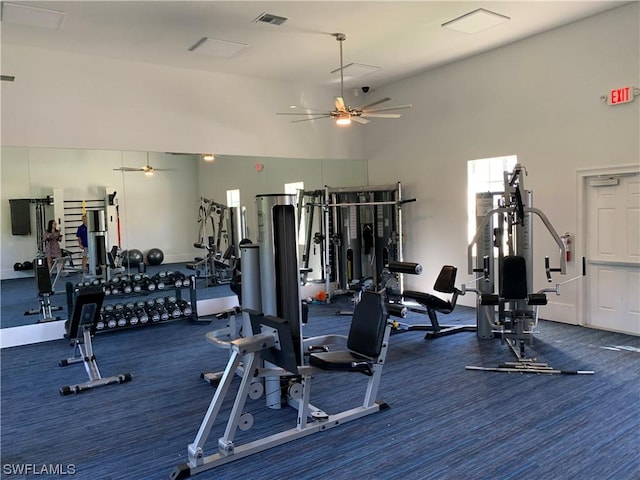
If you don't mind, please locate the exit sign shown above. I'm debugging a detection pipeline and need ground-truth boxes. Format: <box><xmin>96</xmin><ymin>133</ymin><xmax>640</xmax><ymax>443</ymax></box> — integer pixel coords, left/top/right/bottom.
<box><xmin>608</xmin><ymin>86</ymin><xmax>635</xmax><ymax>105</ymax></box>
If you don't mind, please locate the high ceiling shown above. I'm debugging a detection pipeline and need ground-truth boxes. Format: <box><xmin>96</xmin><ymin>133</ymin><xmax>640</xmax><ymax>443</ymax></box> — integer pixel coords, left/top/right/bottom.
<box><xmin>1</xmin><ymin>1</ymin><xmax>627</xmax><ymax>90</ymax></box>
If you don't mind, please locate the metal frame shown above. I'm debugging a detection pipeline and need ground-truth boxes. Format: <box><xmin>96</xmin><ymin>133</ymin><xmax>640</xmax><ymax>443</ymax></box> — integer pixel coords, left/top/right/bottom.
<box><xmin>171</xmin><ymin>323</ymin><xmax>391</xmax><ymax>479</ymax></box>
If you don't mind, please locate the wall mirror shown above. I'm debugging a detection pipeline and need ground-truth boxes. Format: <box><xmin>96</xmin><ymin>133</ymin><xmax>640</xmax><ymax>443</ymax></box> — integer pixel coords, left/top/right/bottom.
<box><xmin>0</xmin><ymin>146</ymin><xmax>368</xmax><ymax>330</ymax></box>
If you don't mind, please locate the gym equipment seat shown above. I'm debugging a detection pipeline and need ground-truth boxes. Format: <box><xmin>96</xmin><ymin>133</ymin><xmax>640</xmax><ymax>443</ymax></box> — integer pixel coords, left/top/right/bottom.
<box><xmin>401</xmin><ymin>265</ymin><xmax>474</xmax><ymax>339</ymax></box>
<box><xmin>480</xmin><ymin>255</ymin><xmax>547</xmax><ymax>358</ymax></box>
<box><xmin>309</xmin><ymin>290</ymin><xmax>389</xmax><ymax>376</ymax></box>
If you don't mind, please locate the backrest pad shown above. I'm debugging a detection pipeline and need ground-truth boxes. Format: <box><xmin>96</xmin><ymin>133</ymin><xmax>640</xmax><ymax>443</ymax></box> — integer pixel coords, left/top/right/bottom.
<box><xmin>434</xmin><ymin>265</ymin><xmax>457</xmax><ymax>294</ymax></box>
<box><xmin>347</xmin><ymin>290</ymin><xmax>388</xmax><ymax>358</ymax></box>
<box><xmin>500</xmin><ymin>255</ymin><xmax>528</xmax><ymax>299</ymax></box>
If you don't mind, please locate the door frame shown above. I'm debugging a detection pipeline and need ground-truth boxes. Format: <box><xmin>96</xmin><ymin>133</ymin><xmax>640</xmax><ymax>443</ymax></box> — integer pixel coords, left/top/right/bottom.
<box><xmin>576</xmin><ymin>163</ymin><xmax>640</xmax><ymax>327</ymax></box>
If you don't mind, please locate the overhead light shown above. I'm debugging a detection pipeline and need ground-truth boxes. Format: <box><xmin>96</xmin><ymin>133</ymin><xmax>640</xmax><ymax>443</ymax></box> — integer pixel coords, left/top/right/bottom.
<box><xmin>442</xmin><ymin>8</ymin><xmax>510</xmax><ymax>34</ymax></box>
<box><xmin>202</xmin><ymin>153</ymin><xmax>215</xmax><ymax>162</ymax></box>
<box><xmin>1</xmin><ymin>2</ymin><xmax>67</xmax><ymax>30</ymax></box>
<box><xmin>335</xmin><ymin>113</ymin><xmax>351</xmax><ymax>126</ymax></box>
<box><xmin>144</xmin><ymin>170</ymin><xmax>154</xmax><ymax>177</ymax></box>
<box><xmin>188</xmin><ymin>37</ymin><xmax>248</xmax><ymax>58</ymax></box>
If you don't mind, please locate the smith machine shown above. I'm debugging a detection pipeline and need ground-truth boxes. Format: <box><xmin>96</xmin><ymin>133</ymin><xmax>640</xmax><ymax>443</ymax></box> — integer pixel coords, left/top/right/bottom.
<box><xmin>171</xmin><ymin>194</ymin><xmax>393</xmax><ymax>479</ymax></box>
<box><xmin>389</xmin><ymin>164</ymin><xmax>591</xmax><ymax>374</ymax></box>
<box><xmin>298</xmin><ymin>183</ymin><xmax>415</xmax><ymax>305</ymax></box>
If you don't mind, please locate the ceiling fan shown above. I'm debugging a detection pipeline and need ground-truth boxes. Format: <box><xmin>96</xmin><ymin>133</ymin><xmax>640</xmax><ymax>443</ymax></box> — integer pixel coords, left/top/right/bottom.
<box><xmin>277</xmin><ymin>33</ymin><xmax>412</xmax><ymax>126</ymax></box>
<box><xmin>113</xmin><ymin>153</ymin><xmax>175</xmax><ymax>176</ymax></box>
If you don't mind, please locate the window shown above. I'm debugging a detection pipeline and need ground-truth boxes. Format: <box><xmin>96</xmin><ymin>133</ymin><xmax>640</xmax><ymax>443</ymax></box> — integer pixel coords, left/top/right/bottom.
<box><xmin>467</xmin><ymin>155</ymin><xmax>517</xmax><ymax>243</ymax></box>
<box><xmin>226</xmin><ymin>189</ymin><xmax>240</xmax><ymax>208</ymax></box>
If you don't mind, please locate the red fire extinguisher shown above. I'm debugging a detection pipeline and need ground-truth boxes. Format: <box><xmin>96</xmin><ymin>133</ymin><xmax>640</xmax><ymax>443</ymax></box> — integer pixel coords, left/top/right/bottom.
<box><xmin>561</xmin><ymin>233</ymin><xmax>572</xmax><ymax>262</ymax></box>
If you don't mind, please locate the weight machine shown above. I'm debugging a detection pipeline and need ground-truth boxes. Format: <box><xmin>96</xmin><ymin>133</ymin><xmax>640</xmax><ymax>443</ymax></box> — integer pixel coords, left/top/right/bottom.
<box><xmin>303</xmin><ymin>183</ymin><xmax>414</xmax><ymax>303</ymax></box>
<box><xmin>463</xmin><ymin>164</ymin><xmax>591</xmax><ymax>373</ymax></box>
<box><xmin>171</xmin><ymin>194</ymin><xmax>392</xmax><ymax>479</ymax></box>
<box><xmin>187</xmin><ymin>197</ymin><xmax>237</xmax><ymax>284</ymax></box>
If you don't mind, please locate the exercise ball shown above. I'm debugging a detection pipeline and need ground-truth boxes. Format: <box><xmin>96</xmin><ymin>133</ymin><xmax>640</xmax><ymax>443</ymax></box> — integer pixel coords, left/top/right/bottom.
<box><xmin>125</xmin><ymin>249</ymin><xmax>143</xmax><ymax>267</ymax></box>
<box><xmin>146</xmin><ymin>248</ymin><xmax>164</xmax><ymax>266</ymax></box>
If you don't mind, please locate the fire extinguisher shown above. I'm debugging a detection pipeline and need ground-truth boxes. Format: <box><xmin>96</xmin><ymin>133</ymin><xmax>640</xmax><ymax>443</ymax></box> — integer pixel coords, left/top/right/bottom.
<box><xmin>561</xmin><ymin>233</ymin><xmax>572</xmax><ymax>262</ymax></box>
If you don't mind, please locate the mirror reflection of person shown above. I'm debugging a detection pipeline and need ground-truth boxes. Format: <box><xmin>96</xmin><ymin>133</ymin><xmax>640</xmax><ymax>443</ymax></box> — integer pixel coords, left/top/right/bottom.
<box><xmin>76</xmin><ymin>214</ymin><xmax>88</xmax><ymax>271</ymax></box>
<box><xmin>44</xmin><ymin>219</ymin><xmax>62</xmax><ymax>273</ymax></box>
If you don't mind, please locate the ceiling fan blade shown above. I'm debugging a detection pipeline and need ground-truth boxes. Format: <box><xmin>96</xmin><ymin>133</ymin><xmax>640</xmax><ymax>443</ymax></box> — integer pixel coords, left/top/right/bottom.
<box><xmin>363</xmin><ymin>104</ymin><xmax>413</xmax><ymax>113</ymax></box>
<box><xmin>291</xmin><ymin>115</ymin><xmax>331</xmax><ymax>123</ymax></box>
<box><xmin>354</xmin><ymin>97</ymin><xmax>391</xmax><ymax>111</ymax></box>
<box><xmin>335</xmin><ymin>97</ymin><xmax>347</xmax><ymax>112</ymax></box>
<box><xmin>277</xmin><ymin>112</ymin><xmax>331</xmax><ymax>116</ymax></box>
<box><xmin>360</xmin><ymin>113</ymin><xmax>402</xmax><ymax>119</ymax></box>
<box><xmin>351</xmin><ymin>116</ymin><xmax>370</xmax><ymax>124</ymax></box>
<box><xmin>114</xmin><ymin>167</ymin><xmax>144</xmax><ymax>172</ymax></box>
<box><xmin>288</xmin><ymin>104</ymin><xmax>329</xmax><ymax>113</ymax></box>
<box><xmin>152</xmin><ymin>168</ymin><xmax>177</xmax><ymax>171</ymax></box>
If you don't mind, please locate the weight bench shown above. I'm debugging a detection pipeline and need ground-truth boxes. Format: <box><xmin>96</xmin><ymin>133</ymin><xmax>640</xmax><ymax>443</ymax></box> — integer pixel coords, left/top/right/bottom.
<box><xmin>59</xmin><ymin>287</ymin><xmax>132</xmax><ymax>395</ymax></box>
<box><xmin>24</xmin><ymin>257</ymin><xmax>62</xmax><ymax>322</ymax></box>
<box><xmin>392</xmin><ymin>264</ymin><xmax>475</xmax><ymax>338</ymax></box>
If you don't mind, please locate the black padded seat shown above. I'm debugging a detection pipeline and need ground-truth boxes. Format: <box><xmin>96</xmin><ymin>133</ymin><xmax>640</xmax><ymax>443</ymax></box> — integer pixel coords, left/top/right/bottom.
<box><xmin>402</xmin><ymin>291</ymin><xmax>453</xmax><ymax>313</ymax></box>
<box><xmin>400</xmin><ymin>265</ymin><xmax>463</xmax><ymax>337</ymax></box>
<box><xmin>309</xmin><ymin>290</ymin><xmax>387</xmax><ymax>376</ymax></box>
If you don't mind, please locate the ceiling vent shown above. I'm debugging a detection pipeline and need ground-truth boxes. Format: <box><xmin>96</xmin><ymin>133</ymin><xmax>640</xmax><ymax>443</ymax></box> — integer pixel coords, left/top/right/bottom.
<box><xmin>1</xmin><ymin>75</ymin><xmax>16</xmax><ymax>82</ymax></box>
<box><xmin>1</xmin><ymin>2</ymin><xmax>66</xmax><ymax>30</ymax></box>
<box><xmin>442</xmin><ymin>8</ymin><xmax>510</xmax><ymax>34</ymax></box>
<box><xmin>253</xmin><ymin>12</ymin><xmax>288</xmax><ymax>26</ymax></box>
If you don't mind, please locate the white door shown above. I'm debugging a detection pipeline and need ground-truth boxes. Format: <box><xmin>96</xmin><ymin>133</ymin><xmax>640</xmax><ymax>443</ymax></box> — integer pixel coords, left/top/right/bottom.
<box><xmin>586</xmin><ymin>173</ymin><xmax>640</xmax><ymax>335</ymax></box>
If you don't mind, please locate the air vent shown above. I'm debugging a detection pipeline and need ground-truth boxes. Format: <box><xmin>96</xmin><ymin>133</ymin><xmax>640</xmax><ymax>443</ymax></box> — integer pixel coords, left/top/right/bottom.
<box><xmin>1</xmin><ymin>75</ymin><xmax>16</xmax><ymax>82</ymax></box>
<box><xmin>253</xmin><ymin>12</ymin><xmax>288</xmax><ymax>26</ymax></box>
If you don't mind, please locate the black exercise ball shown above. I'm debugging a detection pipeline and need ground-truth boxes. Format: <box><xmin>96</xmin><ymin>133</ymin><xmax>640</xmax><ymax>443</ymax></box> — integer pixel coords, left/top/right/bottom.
<box><xmin>125</xmin><ymin>249</ymin><xmax>143</xmax><ymax>267</ymax></box>
<box><xmin>146</xmin><ymin>248</ymin><xmax>164</xmax><ymax>266</ymax></box>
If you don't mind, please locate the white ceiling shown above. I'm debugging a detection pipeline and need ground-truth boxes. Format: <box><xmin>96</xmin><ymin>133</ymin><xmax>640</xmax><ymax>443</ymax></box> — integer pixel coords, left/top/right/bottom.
<box><xmin>0</xmin><ymin>1</ymin><xmax>627</xmax><ymax>90</ymax></box>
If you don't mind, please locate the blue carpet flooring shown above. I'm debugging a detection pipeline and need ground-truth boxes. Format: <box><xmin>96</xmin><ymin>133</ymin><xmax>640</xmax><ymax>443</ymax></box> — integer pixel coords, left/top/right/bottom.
<box><xmin>1</xmin><ymin>300</ymin><xmax>639</xmax><ymax>480</ymax></box>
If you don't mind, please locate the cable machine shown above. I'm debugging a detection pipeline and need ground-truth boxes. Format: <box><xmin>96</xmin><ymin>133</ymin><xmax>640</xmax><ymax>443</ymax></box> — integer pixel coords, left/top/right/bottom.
<box><xmin>464</xmin><ymin>164</ymin><xmax>588</xmax><ymax>371</ymax></box>
<box><xmin>320</xmin><ymin>183</ymin><xmax>414</xmax><ymax>301</ymax></box>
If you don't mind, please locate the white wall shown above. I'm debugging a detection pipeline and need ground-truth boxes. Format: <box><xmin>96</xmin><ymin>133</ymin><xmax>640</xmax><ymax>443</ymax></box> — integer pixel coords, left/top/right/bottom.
<box><xmin>364</xmin><ymin>3</ymin><xmax>640</xmax><ymax>324</ymax></box>
<box><xmin>0</xmin><ymin>45</ymin><xmax>365</xmax><ymax>159</ymax></box>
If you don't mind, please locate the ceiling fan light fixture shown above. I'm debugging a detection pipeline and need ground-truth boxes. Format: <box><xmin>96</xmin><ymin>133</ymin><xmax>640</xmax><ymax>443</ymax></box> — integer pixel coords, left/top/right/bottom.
<box><xmin>335</xmin><ymin>113</ymin><xmax>351</xmax><ymax>126</ymax></box>
<box><xmin>202</xmin><ymin>153</ymin><xmax>215</xmax><ymax>162</ymax></box>
<box><xmin>144</xmin><ymin>170</ymin><xmax>154</xmax><ymax>177</ymax></box>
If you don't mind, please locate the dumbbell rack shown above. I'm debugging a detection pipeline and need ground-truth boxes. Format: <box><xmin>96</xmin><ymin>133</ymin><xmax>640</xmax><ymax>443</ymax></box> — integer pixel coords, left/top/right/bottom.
<box><xmin>66</xmin><ymin>271</ymin><xmax>198</xmax><ymax>334</ymax></box>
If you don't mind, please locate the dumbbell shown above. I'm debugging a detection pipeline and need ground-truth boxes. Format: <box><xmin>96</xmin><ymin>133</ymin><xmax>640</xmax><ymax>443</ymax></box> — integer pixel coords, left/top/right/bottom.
<box><xmin>95</xmin><ymin>313</ymin><xmax>106</xmax><ymax>331</ymax></box>
<box><xmin>135</xmin><ymin>307</ymin><xmax>149</xmax><ymax>324</ymax></box>
<box><xmin>124</xmin><ymin>308</ymin><xmax>139</xmax><ymax>326</ymax></box>
<box><xmin>140</xmin><ymin>277</ymin><xmax>156</xmax><ymax>291</ymax></box>
<box><xmin>154</xmin><ymin>276</ymin><xmax>166</xmax><ymax>290</ymax></box>
<box><xmin>165</xmin><ymin>301</ymin><xmax>182</xmax><ymax>318</ymax></box>
<box><xmin>156</xmin><ymin>305</ymin><xmax>170</xmax><ymax>322</ymax></box>
<box><xmin>177</xmin><ymin>300</ymin><xmax>193</xmax><ymax>317</ymax></box>
<box><xmin>107</xmin><ymin>312</ymin><xmax>119</xmax><ymax>329</ymax></box>
<box><xmin>147</xmin><ymin>308</ymin><xmax>161</xmax><ymax>323</ymax></box>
